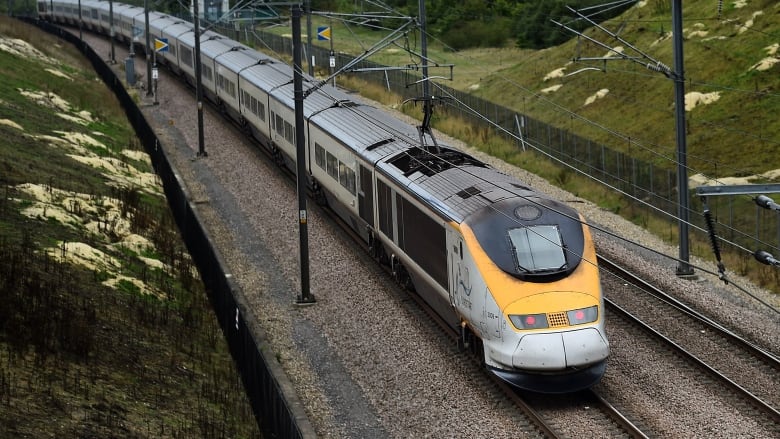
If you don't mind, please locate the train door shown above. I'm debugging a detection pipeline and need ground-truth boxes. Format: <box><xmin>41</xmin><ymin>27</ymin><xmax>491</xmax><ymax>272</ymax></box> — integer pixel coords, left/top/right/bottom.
<box><xmin>358</xmin><ymin>165</ymin><xmax>373</xmax><ymax>228</ymax></box>
<box><xmin>448</xmin><ymin>229</ymin><xmax>474</xmax><ymax>314</ymax></box>
<box><xmin>446</xmin><ymin>227</ymin><xmax>459</xmax><ymax>308</ymax></box>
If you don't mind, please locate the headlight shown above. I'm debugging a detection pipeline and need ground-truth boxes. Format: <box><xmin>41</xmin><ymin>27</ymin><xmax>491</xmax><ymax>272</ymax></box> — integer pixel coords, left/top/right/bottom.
<box><xmin>510</xmin><ymin>305</ymin><xmax>598</xmax><ymax>331</ymax></box>
<box><xmin>509</xmin><ymin>313</ymin><xmax>549</xmax><ymax>330</ymax></box>
<box><xmin>567</xmin><ymin>305</ymin><xmax>598</xmax><ymax>325</ymax></box>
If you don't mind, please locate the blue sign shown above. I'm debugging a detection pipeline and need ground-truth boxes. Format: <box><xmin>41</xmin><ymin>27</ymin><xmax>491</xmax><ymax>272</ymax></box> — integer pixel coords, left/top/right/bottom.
<box><xmin>317</xmin><ymin>26</ymin><xmax>331</xmax><ymax>41</ymax></box>
<box><xmin>154</xmin><ymin>38</ymin><xmax>169</xmax><ymax>53</ymax></box>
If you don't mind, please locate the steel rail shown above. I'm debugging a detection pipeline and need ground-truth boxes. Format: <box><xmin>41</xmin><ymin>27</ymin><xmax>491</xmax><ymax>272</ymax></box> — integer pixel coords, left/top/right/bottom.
<box><xmin>601</xmin><ymin>258</ymin><xmax>780</xmax><ymax>424</ymax></box>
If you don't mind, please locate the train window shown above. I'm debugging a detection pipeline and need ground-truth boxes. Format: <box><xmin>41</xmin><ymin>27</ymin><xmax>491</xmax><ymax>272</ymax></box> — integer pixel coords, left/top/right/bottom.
<box><xmin>326</xmin><ymin>152</ymin><xmax>338</xmax><ymax>179</ymax></box>
<box><xmin>181</xmin><ymin>47</ymin><xmax>193</xmax><ymax>68</ymax></box>
<box><xmin>508</xmin><ymin>225</ymin><xmax>567</xmax><ymax>274</ymax></box>
<box><xmin>377</xmin><ymin>180</ymin><xmax>393</xmax><ymax>240</ymax></box>
<box><xmin>258</xmin><ymin>102</ymin><xmax>265</xmax><ymax>121</ymax></box>
<box><xmin>315</xmin><ymin>143</ymin><xmax>325</xmax><ymax>168</ymax></box>
<box><xmin>339</xmin><ymin>162</ymin><xmax>348</xmax><ymax>187</ymax></box>
<box><xmin>339</xmin><ymin>163</ymin><xmax>356</xmax><ymax>195</ymax></box>
<box><xmin>284</xmin><ymin>121</ymin><xmax>294</xmax><ymax>143</ymax></box>
<box><xmin>275</xmin><ymin>114</ymin><xmax>284</xmax><ymax>136</ymax></box>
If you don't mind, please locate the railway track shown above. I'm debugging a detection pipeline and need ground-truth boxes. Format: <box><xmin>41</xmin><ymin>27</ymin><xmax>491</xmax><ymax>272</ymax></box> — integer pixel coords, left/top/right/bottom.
<box><xmin>327</xmin><ymin>208</ymin><xmax>652</xmax><ymax>437</ymax></box>
<box><xmin>600</xmin><ymin>256</ymin><xmax>780</xmax><ymax>432</ymax></box>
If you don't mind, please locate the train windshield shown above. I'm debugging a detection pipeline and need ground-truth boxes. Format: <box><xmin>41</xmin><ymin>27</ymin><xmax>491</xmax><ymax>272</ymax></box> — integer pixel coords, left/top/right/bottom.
<box><xmin>508</xmin><ymin>225</ymin><xmax>567</xmax><ymax>273</ymax></box>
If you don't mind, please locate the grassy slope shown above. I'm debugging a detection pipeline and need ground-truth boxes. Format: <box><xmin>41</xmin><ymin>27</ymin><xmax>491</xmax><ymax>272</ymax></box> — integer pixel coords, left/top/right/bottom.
<box><xmin>0</xmin><ymin>18</ymin><xmax>260</xmax><ymax>438</ymax></box>
<box><xmin>288</xmin><ymin>1</ymin><xmax>779</xmax><ymax>177</ymax></box>
<box><xmin>485</xmin><ymin>0</ymin><xmax>780</xmax><ymax>177</ymax></box>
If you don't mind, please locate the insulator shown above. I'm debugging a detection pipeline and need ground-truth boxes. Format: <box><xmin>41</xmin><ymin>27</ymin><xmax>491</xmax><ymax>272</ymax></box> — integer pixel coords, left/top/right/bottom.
<box><xmin>718</xmin><ymin>0</ymin><xmax>723</xmax><ymax>19</ymax></box>
<box><xmin>703</xmin><ymin>208</ymin><xmax>722</xmax><ymax>262</ymax></box>
<box><xmin>754</xmin><ymin>250</ymin><xmax>780</xmax><ymax>266</ymax></box>
<box><xmin>647</xmin><ymin>61</ymin><xmax>671</xmax><ymax>76</ymax></box>
<box><xmin>755</xmin><ymin>195</ymin><xmax>780</xmax><ymax>211</ymax></box>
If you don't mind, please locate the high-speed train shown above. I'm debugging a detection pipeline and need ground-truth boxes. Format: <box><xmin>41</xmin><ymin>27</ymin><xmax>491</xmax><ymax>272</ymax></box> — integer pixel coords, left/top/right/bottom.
<box><xmin>38</xmin><ymin>0</ymin><xmax>609</xmax><ymax>393</ymax></box>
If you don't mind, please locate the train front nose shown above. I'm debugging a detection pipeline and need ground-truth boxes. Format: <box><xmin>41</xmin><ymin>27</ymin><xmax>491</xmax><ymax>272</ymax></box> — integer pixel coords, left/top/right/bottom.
<box><xmin>488</xmin><ymin>324</ymin><xmax>609</xmax><ymax>393</ymax></box>
<box><xmin>513</xmin><ymin>327</ymin><xmax>609</xmax><ymax>370</ymax></box>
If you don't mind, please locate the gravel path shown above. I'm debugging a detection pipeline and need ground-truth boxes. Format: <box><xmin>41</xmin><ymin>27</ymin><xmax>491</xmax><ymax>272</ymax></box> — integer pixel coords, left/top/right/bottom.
<box><xmin>77</xmin><ymin>30</ymin><xmax>780</xmax><ymax>438</ymax></box>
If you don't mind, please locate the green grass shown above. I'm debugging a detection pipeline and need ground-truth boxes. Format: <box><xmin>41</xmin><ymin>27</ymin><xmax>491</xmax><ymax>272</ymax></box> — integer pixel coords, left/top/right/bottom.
<box><xmin>263</xmin><ymin>1</ymin><xmax>780</xmax><ymax>179</ymax></box>
<box><xmin>0</xmin><ymin>17</ymin><xmax>260</xmax><ymax>438</ymax></box>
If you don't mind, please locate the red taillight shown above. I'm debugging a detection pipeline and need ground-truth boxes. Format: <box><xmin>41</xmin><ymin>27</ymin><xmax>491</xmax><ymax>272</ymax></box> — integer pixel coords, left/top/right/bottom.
<box><xmin>567</xmin><ymin>306</ymin><xmax>598</xmax><ymax>325</ymax></box>
<box><xmin>510</xmin><ymin>313</ymin><xmax>549</xmax><ymax>330</ymax></box>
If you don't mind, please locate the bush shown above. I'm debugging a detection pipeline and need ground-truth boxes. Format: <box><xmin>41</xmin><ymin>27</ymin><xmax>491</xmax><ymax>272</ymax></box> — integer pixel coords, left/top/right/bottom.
<box><xmin>441</xmin><ymin>18</ymin><xmax>512</xmax><ymax>50</ymax></box>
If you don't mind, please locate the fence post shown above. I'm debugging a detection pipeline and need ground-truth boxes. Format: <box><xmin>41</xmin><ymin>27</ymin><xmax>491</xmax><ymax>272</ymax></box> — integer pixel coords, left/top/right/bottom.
<box><xmin>515</xmin><ymin>114</ymin><xmax>525</xmax><ymax>151</ymax></box>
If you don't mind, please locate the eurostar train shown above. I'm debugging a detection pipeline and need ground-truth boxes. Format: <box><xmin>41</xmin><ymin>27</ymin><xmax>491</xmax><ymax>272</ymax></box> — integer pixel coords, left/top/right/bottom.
<box><xmin>38</xmin><ymin>0</ymin><xmax>609</xmax><ymax>393</ymax></box>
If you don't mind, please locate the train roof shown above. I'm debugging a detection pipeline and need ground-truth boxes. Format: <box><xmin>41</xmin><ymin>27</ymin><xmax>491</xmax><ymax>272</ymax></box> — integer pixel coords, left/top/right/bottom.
<box><xmin>215</xmin><ymin>47</ymin><xmax>274</xmax><ymax>73</ymax></box>
<box><xmin>119</xmin><ymin>5</ymin><xmax>144</xmax><ymax>21</ymax></box>
<box><xmin>160</xmin><ymin>22</ymin><xmax>192</xmax><ymax>39</ymax></box>
<box><xmin>414</xmin><ymin>165</ymin><xmax>539</xmax><ymax>221</ymax></box>
<box><xmin>80</xmin><ymin>0</ymin><xmax>101</xmax><ymax>9</ymax></box>
<box><xmin>308</xmin><ymin>104</ymin><xmax>410</xmax><ymax>162</ymax></box>
<box><xmin>146</xmin><ymin>11</ymin><xmax>168</xmax><ymax>24</ymax></box>
<box><xmin>307</xmin><ymin>99</ymin><xmax>434</xmax><ymax>165</ymax></box>
<box><xmin>374</xmin><ymin>143</ymin><xmax>551</xmax><ymax>223</ymax></box>
<box><xmin>109</xmin><ymin>3</ymin><xmax>138</xmax><ymax>16</ymax></box>
<box><xmin>148</xmin><ymin>15</ymin><xmax>178</xmax><ymax>29</ymax></box>
<box><xmin>239</xmin><ymin>62</ymin><xmax>292</xmax><ymax>91</ymax></box>
<box><xmin>177</xmin><ymin>32</ymin><xmax>233</xmax><ymax>57</ymax></box>
<box><xmin>149</xmin><ymin>17</ymin><xmax>183</xmax><ymax>35</ymax></box>
<box><xmin>265</xmin><ymin>79</ymin><xmax>346</xmax><ymax>119</ymax></box>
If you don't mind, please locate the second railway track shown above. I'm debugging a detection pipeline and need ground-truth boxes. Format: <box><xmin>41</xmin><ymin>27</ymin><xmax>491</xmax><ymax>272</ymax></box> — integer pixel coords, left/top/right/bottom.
<box><xmin>600</xmin><ymin>256</ymin><xmax>780</xmax><ymax>435</ymax></box>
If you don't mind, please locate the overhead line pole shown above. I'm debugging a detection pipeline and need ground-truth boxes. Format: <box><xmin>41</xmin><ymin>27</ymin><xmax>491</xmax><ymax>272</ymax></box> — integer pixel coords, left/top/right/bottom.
<box><xmin>109</xmin><ymin>0</ymin><xmax>115</xmax><ymax>63</ymax></box>
<box><xmin>305</xmin><ymin>0</ymin><xmax>313</xmax><ymax>76</ymax></box>
<box><xmin>145</xmin><ymin>0</ymin><xmax>152</xmax><ymax>96</ymax></box>
<box><xmin>292</xmin><ymin>3</ymin><xmax>314</xmax><ymax>304</ymax></box>
<box><xmin>555</xmin><ymin>3</ymin><xmax>694</xmax><ymax>276</ymax></box>
<box><xmin>672</xmin><ymin>0</ymin><xmax>693</xmax><ymax>276</ymax></box>
<box><xmin>194</xmin><ymin>0</ymin><xmax>206</xmax><ymax>157</ymax></box>
<box><xmin>419</xmin><ymin>0</ymin><xmax>429</xmax><ymax>116</ymax></box>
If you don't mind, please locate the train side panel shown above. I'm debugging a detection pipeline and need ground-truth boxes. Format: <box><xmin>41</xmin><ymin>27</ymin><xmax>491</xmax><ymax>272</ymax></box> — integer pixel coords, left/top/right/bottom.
<box><xmin>239</xmin><ymin>63</ymin><xmax>289</xmax><ymax>148</ymax></box>
<box><xmin>161</xmin><ymin>23</ymin><xmax>191</xmax><ymax>75</ymax></box>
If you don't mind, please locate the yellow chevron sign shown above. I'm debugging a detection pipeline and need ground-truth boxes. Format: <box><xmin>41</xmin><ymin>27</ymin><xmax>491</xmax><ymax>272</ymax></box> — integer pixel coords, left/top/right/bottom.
<box><xmin>317</xmin><ymin>26</ymin><xmax>331</xmax><ymax>41</ymax></box>
<box><xmin>154</xmin><ymin>38</ymin><xmax>169</xmax><ymax>53</ymax></box>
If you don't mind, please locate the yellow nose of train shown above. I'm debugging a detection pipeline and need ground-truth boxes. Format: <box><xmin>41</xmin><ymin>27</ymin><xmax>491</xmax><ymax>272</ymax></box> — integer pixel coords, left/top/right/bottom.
<box><xmin>460</xmin><ymin>197</ymin><xmax>609</xmax><ymax>393</ymax></box>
